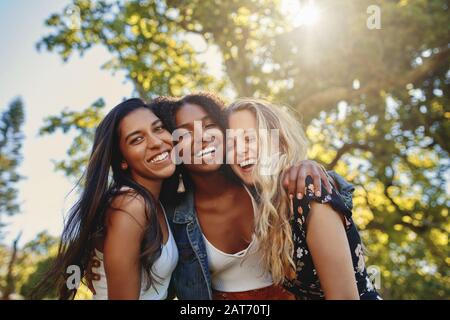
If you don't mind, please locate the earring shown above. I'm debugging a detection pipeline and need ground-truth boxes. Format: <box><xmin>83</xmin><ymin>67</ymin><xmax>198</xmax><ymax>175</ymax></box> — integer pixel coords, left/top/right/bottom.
<box><xmin>177</xmin><ymin>174</ymin><xmax>185</xmax><ymax>193</ymax></box>
<box><xmin>121</xmin><ymin>162</ymin><xmax>128</xmax><ymax>170</ymax></box>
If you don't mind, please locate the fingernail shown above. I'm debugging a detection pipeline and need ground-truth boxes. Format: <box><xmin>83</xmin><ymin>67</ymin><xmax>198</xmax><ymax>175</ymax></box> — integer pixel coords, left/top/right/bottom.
<box><xmin>297</xmin><ymin>193</ymin><xmax>303</xmax><ymax>200</ymax></box>
<box><xmin>289</xmin><ymin>194</ymin><xmax>294</xmax><ymax>200</ymax></box>
<box><xmin>315</xmin><ymin>191</ymin><xmax>321</xmax><ymax>197</ymax></box>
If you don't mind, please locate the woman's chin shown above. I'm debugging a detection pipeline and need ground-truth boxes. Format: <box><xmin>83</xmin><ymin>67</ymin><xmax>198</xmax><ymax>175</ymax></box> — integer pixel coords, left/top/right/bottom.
<box><xmin>232</xmin><ymin>166</ymin><xmax>255</xmax><ymax>186</ymax></box>
<box><xmin>150</xmin><ymin>165</ymin><xmax>176</xmax><ymax>179</ymax></box>
<box><xmin>185</xmin><ymin>162</ymin><xmax>222</xmax><ymax>174</ymax></box>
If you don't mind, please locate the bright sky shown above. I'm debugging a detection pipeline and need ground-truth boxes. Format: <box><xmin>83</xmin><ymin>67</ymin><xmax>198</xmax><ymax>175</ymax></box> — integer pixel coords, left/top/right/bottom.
<box><xmin>0</xmin><ymin>0</ymin><xmax>133</xmax><ymax>246</ymax></box>
<box><xmin>0</xmin><ymin>0</ymin><xmax>223</xmax><ymax>247</ymax></box>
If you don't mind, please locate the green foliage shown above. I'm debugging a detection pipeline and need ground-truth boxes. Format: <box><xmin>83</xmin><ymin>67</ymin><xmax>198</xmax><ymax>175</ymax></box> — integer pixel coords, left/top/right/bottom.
<box><xmin>0</xmin><ymin>232</ymin><xmax>59</xmax><ymax>299</ymax></box>
<box><xmin>39</xmin><ymin>98</ymin><xmax>106</xmax><ymax>178</ymax></box>
<box><xmin>19</xmin><ymin>256</ymin><xmax>57</xmax><ymax>299</ymax></box>
<box><xmin>37</xmin><ymin>0</ymin><xmax>449</xmax><ymax>299</ymax></box>
<box><xmin>37</xmin><ymin>0</ymin><xmax>226</xmax><ymax>100</ymax></box>
<box><xmin>0</xmin><ymin>244</ymin><xmax>10</xmax><ymax>292</ymax></box>
<box><xmin>0</xmin><ymin>98</ymin><xmax>25</xmax><ymax>239</ymax></box>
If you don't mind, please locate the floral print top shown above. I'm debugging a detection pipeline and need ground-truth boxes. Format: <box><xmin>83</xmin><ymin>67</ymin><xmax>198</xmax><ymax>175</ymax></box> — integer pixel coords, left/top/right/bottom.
<box><xmin>283</xmin><ymin>174</ymin><xmax>382</xmax><ymax>300</ymax></box>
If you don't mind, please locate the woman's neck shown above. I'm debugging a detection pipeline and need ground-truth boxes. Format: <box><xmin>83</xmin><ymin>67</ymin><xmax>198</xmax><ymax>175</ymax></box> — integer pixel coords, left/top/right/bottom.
<box><xmin>190</xmin><ymin>170</ymin><xmax>235</xmax><ymax>197</ymax></box>
<box><xmin>132</xmin><ymin>174</ymin><xmax>163</xmax><ymax>200</ymax></box>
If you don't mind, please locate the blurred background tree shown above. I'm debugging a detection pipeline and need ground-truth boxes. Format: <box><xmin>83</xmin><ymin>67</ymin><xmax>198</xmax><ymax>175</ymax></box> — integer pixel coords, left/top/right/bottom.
<box><xmin>18</xmin><ymin>231</ymin><xmax>59</xmax><ymax>300</ymax></box>
<box><xmin>1</xmin><ymin>230</ymin><xmax>93</xmax><ymax>300</ymax></box>
<box><xmin>34</xmin><ymin>0</ymin><xmax>449</xmax><ymax>299</ymax></box>
<box><xmin>1</xmin><ymin>232</ymin><xmax>57</xmax><ymax>300</ymax></box>
<box><xmin>0</xmin><ymin>98</ymin><xmax>25</xmax><ymax>299</ymax></box>
<box><xmin>0</xmin><ymin>98</ymin><xmax>25</xmax><ymax>240</ymax></box>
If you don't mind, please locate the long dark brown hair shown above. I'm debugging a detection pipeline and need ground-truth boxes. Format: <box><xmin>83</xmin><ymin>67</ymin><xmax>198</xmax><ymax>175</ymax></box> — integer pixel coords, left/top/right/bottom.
<box><xmin>152</xmin><ymin>92</ymin><xmax>241</xmax><ymax>197</ymax></box>
<box><xmin>34</xmin><ymin>98</ymin><xmax>164</xmax><ymax>299</ymax></box>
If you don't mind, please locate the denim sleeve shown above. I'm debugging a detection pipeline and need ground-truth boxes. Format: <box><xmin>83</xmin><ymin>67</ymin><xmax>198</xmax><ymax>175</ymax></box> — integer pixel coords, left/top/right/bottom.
<box><xmin>166</xmin><ymin>277</ymin><xmax>177</xmax><ymax>300</ymax></box>
<box><xmin>326</xmin><ymin>170</ymin><xmax>355</xmax><ymax>211</ymax></box>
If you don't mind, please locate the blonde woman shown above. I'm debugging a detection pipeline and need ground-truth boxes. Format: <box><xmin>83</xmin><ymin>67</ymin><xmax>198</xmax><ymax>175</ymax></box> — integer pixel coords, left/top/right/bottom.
<box><xmin>224</xmin><ymin>99</ymin><xmax>382</xmax><ymax>300</ymax></box>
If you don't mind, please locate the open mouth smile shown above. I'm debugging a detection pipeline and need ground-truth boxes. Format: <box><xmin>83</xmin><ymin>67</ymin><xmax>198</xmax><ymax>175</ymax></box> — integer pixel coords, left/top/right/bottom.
<box><xmin>147</xmin><ymin>151</ymin><xmax>170</xmax><ymax>164</ymax></box>
<box><xmin>238</xmin><ymin>158</ymin><xmax>257</xmax><ymax>171</ymax></box>
<box><xmin>195</xmin><ymin>146</ymin><xmax>217</xmax><ymax>158</ymax></box>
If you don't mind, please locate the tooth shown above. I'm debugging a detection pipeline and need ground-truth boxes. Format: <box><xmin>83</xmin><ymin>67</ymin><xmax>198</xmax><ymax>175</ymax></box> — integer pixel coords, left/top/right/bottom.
<box><xmin>240</xmin><ymin>159</ymin><xmax>256</xmax><ymax>167</ymax></box>
<box><xmin>197</xmin><ymin>146</ymin><xmax>215</xmax><ymax>157</ymax></box>
<box><xmin>150</xmin><ymin>152</ymin><xmax>168</xmax><ymax>163</ymax></box>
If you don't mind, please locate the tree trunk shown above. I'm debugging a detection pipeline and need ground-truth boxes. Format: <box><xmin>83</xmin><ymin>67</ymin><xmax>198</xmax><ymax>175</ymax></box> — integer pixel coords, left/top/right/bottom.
<box><xmin>1</xmin><ymin>232</ymin><xmax>21</xmax><ymax>300</ymax></box>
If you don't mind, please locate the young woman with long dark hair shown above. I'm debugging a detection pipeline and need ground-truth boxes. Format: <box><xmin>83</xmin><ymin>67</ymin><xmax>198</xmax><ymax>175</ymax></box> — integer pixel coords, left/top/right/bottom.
<box><xmin>35</xmin><ymin>98</ymin><xmax>178</xmax><ymax>299</ymax></box>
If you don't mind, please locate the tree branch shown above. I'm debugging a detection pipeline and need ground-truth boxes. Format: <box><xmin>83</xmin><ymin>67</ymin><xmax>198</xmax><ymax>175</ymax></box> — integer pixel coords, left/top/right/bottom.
<box><xmin>296</xmin><ymin>47</ymin><xmax>450</xmax><ymax>122</ymax></box>
<box><xmin>327</xmin><ymin>142</ymin><xmax>371</xmax><ymax>168</ymax></box>
<box><xmin>2</xmin><ymin>232</ymin><xmax>22</xmax><ymax>300</ymax></box>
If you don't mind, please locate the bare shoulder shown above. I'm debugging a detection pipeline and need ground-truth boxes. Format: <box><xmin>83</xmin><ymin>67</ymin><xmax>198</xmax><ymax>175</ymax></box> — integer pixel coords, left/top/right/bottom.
<box><xmin>106</xmin><ymin>191</ymin><xmax>148</xmax><ymax>232</ymax></box>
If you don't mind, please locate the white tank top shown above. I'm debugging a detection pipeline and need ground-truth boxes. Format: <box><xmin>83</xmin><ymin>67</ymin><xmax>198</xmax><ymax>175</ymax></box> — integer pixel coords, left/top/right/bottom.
<box><xmin>92</xmin><ymin>205</ymin><xmax>178</xmax><ymax>300</ymax></box>
<box><xmin>203</xmin><ymin>187</ymin><xmax>273</xmax><ymax>292</ymax></box>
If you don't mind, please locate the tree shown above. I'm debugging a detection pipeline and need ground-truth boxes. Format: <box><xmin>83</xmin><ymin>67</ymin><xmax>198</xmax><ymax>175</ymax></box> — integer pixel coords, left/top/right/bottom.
<box><xmin>0</xmin><ymin>98</ymin><xmax>25</xmax><ymax>240</ymax></box>
<box><xmin>18</xmin><ymin>231</ymin><xmax>59</xmax><ymax>299</ymax></box>
<box><xmin>0</xmin><ymin>232</ymin><xmax>59</xmax><ymax>300</ymax></box>
<box><xmin>37</xmin><ymin>0</ymin><xmax>449</xmax><ymax>299</ymax></box>
<box><xmin>1</xmin><ymin>233</ymin><xmax>21</xmax><ymax>300</ymax></box>
<box><xmin>0</xmin><ymin>244</ymin><xmax>9</xmax><ymax>296</ymax></box>
<box><xmin>17</xmin><ymin>231</ymin><xmax>92</xmax><ymax>300</ymax></box>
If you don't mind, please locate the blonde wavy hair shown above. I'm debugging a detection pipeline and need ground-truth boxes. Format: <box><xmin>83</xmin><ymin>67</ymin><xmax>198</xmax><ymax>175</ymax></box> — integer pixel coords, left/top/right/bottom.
<box><xmin>224</xmin><ymin>98</ymin><xmax>309</xmax><ymax>284</ymax></box>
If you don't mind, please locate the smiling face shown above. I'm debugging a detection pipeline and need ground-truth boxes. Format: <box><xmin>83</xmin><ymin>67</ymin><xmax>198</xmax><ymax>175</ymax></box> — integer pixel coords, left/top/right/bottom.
<box><xmin>118</xmin><ymin>108</ymin><xmax>175</xmax><ymax>183</ymax></box>
<box><xmin>174</xmin><ymin>102</ymin><xmax>224</xmax><ymax>174</ymax></box>
<box><xmin>227</xmin><ymin>109</ymin><xmax>259</xmax><ymax>186</ymax></box>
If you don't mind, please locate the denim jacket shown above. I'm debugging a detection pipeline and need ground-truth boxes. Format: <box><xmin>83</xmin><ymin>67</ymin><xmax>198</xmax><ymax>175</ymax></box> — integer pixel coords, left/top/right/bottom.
<box><xmin>165</xmin><ymin>188</ymin><xmax>213</xmax><ymax>300</ymax></box>
<box><xmin>165</xmin><ymin>171</ymin><xmax>355</xmax><ymax>300</ymax></box>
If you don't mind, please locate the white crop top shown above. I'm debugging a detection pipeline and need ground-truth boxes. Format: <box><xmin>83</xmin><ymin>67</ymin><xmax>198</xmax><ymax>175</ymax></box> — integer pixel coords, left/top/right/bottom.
<box><xmin>202</xmin><ymin>187</ymin><xmax>273</xmax><ymax>292</ymax></box>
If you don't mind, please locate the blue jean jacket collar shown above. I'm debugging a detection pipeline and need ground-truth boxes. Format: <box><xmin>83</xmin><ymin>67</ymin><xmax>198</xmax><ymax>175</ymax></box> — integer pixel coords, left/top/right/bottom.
<box><xmin>172</xmin><ymin>189</ymin><xmax>196</xmax><ymax>224</ymax></box>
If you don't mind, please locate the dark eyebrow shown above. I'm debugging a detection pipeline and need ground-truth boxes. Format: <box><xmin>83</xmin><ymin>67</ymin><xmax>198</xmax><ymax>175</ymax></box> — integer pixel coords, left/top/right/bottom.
<box><xmin>176</xmin><ymin>115</ymin><xmax>211</xmax><ymax>129</ymax></box>
<box><xmin>125</xmin><ymin>119</ymin><xmax>163</xmax><ymax>142</ymax></box>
